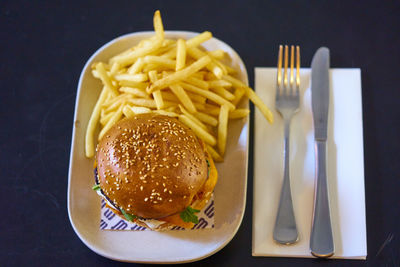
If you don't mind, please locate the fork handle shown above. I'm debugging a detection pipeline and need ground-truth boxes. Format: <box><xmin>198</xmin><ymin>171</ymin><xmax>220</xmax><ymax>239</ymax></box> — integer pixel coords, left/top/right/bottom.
<box><xmin>273</xmin><ymin>120</ymin><xmax>298</xmax><ymax>244</ymax></box>
<box><xmin>310</xmin><ymin>140</ymin><xmax>334</xmax><ymax>257</ymax></box>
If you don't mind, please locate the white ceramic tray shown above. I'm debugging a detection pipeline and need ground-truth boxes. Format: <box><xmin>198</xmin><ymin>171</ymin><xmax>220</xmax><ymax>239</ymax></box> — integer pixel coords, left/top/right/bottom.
<box><xmin>68</xmin><ymin>31</ymin><xmax>250</xmax><ymax>263</ymax></box>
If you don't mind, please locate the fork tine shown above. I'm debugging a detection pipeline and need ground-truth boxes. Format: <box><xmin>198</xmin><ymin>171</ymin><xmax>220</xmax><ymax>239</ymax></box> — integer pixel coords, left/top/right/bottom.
<box><xmin>277</xmin><ymin>45</ymin><xmax>283</xmax><ymax>89</ymax></box>
<box><xmin>290</xmin><ymin>45</ymin><xmax>295</xmax><ymax>94</ymax></box>
<box><xmin>283</xmin><ymin>45</ymin><xmax>289</xmax><ymax>90</ymax></box>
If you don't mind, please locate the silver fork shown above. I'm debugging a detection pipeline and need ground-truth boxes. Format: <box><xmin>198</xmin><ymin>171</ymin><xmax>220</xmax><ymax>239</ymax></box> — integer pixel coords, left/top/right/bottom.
<box><xmin>273</xmin><ymin>45</ymin><xmax>300</xmax><ymax>245</ymax></box>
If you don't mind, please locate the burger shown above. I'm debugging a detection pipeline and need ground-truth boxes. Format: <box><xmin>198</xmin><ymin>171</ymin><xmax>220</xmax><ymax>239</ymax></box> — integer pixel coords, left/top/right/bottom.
<box><xmin>92</xmin><ymin>113</ymin><xmax>218</xmax><ymax>230</ymax></box>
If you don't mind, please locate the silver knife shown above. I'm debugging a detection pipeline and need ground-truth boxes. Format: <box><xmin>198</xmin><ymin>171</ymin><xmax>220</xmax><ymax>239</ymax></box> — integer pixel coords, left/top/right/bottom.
<box><xmin>310</xmin><ymin>47</ymin><xmax>334</xmax><ymax>258</ymax></box>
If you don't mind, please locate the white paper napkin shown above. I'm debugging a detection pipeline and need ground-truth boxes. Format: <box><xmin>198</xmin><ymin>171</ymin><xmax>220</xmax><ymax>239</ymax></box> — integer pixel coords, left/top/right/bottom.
<box><xmin>252</xmin><ymin>68</ymin><xmax>367</xmax><ymax>259</ymax></box>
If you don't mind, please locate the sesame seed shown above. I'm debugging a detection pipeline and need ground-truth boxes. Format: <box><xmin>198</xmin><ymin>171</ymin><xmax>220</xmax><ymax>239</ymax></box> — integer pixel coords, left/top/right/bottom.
<box><xmin>144</xmin><ymin>198</ymin><xmax>148</xmax><ymax>202</ymax></box>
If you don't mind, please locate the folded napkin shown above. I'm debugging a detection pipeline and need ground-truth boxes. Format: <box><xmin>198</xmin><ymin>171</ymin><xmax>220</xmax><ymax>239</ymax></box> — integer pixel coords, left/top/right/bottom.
<box><xmin>252</xmin><ymin>68</ymin><xmax>367</xmax><ymax>259</ymax></box>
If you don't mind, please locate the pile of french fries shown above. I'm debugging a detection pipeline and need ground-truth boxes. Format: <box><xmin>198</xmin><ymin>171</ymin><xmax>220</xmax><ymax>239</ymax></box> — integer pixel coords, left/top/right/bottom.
<box><xmin>85</xmin><ymin>10</ymin><xmax>273</xmax><ymax>162</ymax></box>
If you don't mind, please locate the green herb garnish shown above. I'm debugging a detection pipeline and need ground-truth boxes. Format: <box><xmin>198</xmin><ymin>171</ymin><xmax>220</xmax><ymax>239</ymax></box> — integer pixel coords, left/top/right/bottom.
<box><xmin>120</xmin><ymin>208</ymin><xmax>137</xmax><ymax>222</ymax></box>
<box><xmin>92</xmin><ymin>184</ymin><xmax>101</xmax><ymax>191</ymax></box>
<box><xmin>180</xmin><ymin>206</ymin><xmax>200</xmax><ymax>224</ymax></box>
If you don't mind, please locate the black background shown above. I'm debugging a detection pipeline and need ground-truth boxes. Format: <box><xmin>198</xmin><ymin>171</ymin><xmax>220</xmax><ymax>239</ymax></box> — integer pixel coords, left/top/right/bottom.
<box><xmin>1</xmin><ymin>0</ymin><xmax>399</xmax><ymax>266</ymax></box>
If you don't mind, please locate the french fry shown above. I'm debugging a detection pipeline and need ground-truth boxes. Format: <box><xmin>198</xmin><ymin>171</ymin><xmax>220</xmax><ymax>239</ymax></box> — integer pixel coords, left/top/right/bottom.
<box><xmin>170</xmin><ymin>84</ymin><xmax>196</xmax><ymax>113</ymax></box>
<box><xmin>110</xmin><ymin>62</ymin><xmax>121</xmax><ymax>76</ymax></box>
<box><xmin>149</xmin><ymin>70</ymin><xmax>164</xmax><ymax>109</ymax></box>
<box><xmin>110</xmin><ymin>37</ymin><xmax>163</xmax><ymax>67</ymax></box>
<box><xmin>119</xmin><ymin>87</ymin><xmax>149</xmax><ymax>98</ymax></box>
<box><xmin>142</xmin><ymin>63</ymin><xmax>171</xmax><ymax>73</ymax></box>
<box><xmin>223</xmin><ymin>75</ymin><xmax>274</xmax><ymax>123</ymax></box>
<box><xmin>118</xmin><ymin>80</ymin><xmax>148</xmax><ymax>89</ymax></box>
<box><xmin>176</xmin><ymin>39</ymin><xmax>186</xmax><ymax>71</ymax></box>
<box><xmin>144</xmin><ymin>56</ymin><xmax>176</xmax><ymax>69</ymax></box>
<box><xmin>193</xmin><ymin>102</ymin><xmax>206</xmax><ymax>111</ymax></box>
<box><xmin>153</xmin><ymin>110</ymin><xmax>179</xmax><ymax>117</ymax></box>
<box><xmin>243</xmin><ymin>87</ymin><xmax>274</xmax><ymax>122</ymax></box>
<box><xmin>178</xmin><ymin>105</ymin><xmax>207</xmax><ymax>130</ymax></box>
<box><xmin>147</xmin><ymin>55</ymin><xmax>211</xmax><ymax>93</ymax></box>
<box><xmin>98</xmin><ymin>106</ymin><xmax>123</xmax><ymax>140</ymax></box>
<box><xmin>160</xmin><ymin>91</ymin><xmax>179</xmax><ymax>102</ymax></box>
<box><xmin>200</xmin><ymin>103</ymin><xmax>220</xmax><ymax>116</ymax></box>
<box><xmin>224</xmin><ymin>64</ymin><xmax>237</xmax><ymax>74</ymax></box>
<box><xmin>165</xmin><ymin>105</ymin><xmax>177</xmax><ymax>112</ymax></box>
<box><xmin>95</xmin><ymin>63</ymin><xmax>119</xmax><ymax>96</ymax></box>
<box><xmin>187</xmin><ymin>92</ymin><xmax>207</xmax><ymax>103</ymax></box>
<box><xmin>102</xmin><ymin>93</ymin><xmax>131</xmax><ymax>108</ymax></box>
<box><xmin>209</xmin><ymin>86</ymin><xmax>235</xmax><ymax>101</ymax></box>
<box><xmin>180</xmin><ymin>82</ymin><xmax>235</xmax><ymax>110</ymax></box>
<box><xmin>153</xmin><ymin>91</ymin><xmax>164</xmax><ymax>109</ymax></box>
<box><xmin>154</xmin><ymin>41</ymin><xmax>176</xmax><ymax>56</ymax></box>
<box><xmin>213</xmin><ymin>59</ymin><xmax>228</xmax><ymax>75</ymax></box>
<box><xmin>114</xmin><ymin>73</ymin><xmax>148</xmax><ymax>83</ymax></box>
<box><xmin>187</xmin><ymin>47</ymin><xmax>224</xmax><ymax>79</ymax></box>
<box><xmin>229</xmin><ymin>109</ymin><xmax>250</xmax><ymax>119</ymax></box>
<box><xmin>178</xmin><ymin>115</ymin><xmax>216</xmax><ymax>146</ymax></box>
<box><xmin>232</xmin><ymin>87</ymin><xmax>245</xmax><ymax>106</ymax></box>
<box><xmin>162</xmin><ymin>90</ymin><xmax>205</xmax><ymax>104</ymax></box>
<box><xmin>193</xmin><ymin>111</ymin><xmax>218</xmax><ymax>127</ymax></box>
<box><xmin>207</xmin><ymin>49</ymin><xmax>225</xmax><ymax>60</ymax></box>
<box><xmin>208</xmin><ymin>80</ymin><xmax>232</xmax><ymax>88</ymax></box>
<box><xmin>153</xmin><ymin>10</ymin><xmax>164</xmax><ymax>40</ymax></box>
<box><xmin>184</xmin><ymin>76</ymin><xmax>209</xmax><ymax>90</ymax></box>
<box><xmin>161</xmin><ymin>31</ymin><xmax>213</xmax><ymax>59</ymax></box>
<box><xmin>85</xmin><ymin>88</ymin><xmax>109</xmax><ymax>157</ymax></box>
<box><xmin>186</xmin><ymin>31</ymin><xmax>212</xmax><ymax>48</ymax></box>
<box><xmin>127</xmin><ymin>57</ymin><xmax>145</xmax><ymax>74</ymax></box>
<box><xmin>123</xmin><ymin>105</ymin><xmax>151</xmax><ymax>118</ymax></box>
<box><xmin>218</xmin><ymin>104</ymin><xmax>229</xmax><ymax>155</ymax></box>
<box><xmin>103</xmin><ymin>95</ymin><xmax>131</xmax><ymax>113</ymax></box>
<box><xmin>191</xmin><ymin>71</ymin><xmax>206</xmax><ymax>80</ymax></box>
<box><xmin>91</xmin><ymin>69</ymin><xmax>100</xmax><ymax>79</ymax></box>
<box><xmin>206</xmin><ymin>145</ymin><xmax>224</xmax><ymax>162</ymax></box>
<box><xmin>100</xmin><ymin>111</ymin><xmax>114</xmax><ymax>125</ymax></box>
<box><xmin>127</xmin><ymin>98</ymin><xmax>157</xmax><ymax>108</ymax></box>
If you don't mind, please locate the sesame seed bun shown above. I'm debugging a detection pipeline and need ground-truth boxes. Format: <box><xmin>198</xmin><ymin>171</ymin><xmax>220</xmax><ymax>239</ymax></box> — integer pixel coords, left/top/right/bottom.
<box><xmin>96</xmin><ymin>114</ymin><xmax>210</xmax><ymax>221</ymax></box>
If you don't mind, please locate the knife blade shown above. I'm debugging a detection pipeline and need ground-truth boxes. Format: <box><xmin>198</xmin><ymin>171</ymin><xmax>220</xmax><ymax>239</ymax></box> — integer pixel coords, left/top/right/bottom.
<box><xmin>311</xmin><ymin>47</ymin><xmax>330</xmax><ymax>141</ymax></box>
<box><xmin>310</xmin><ymin>47</ymin><xmax>334</xmax><ymax>258</ymax></box>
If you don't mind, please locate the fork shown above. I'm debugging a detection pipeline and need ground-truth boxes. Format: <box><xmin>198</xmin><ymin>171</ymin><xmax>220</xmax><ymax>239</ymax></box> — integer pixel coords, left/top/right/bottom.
<box><xmin>273</xmin><ymin>45</ymin><xmax>300</xmax><ymax>245</ymax></box>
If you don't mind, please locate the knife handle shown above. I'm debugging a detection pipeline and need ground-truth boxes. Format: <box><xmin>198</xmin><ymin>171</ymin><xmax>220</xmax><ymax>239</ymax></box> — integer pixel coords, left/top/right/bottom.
<box><xmin>310</xmin><ymin>140</ymin><xmax>334</xmax><ymax>257</ymax></box>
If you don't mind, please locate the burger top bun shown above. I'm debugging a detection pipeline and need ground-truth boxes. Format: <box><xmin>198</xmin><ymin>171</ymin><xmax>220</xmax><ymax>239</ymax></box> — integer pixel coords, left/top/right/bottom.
<box><xmin>96</xmin><ymin>114</ymin><xmax>208</xmax><ymax>219</ymax></box>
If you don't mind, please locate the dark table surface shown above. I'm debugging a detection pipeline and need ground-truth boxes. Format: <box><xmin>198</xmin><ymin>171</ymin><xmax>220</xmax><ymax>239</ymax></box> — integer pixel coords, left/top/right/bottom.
<box><xmin>1</xmin><ymin>0</ymin><xmax>400</xmax><ymax>266</ymax></box>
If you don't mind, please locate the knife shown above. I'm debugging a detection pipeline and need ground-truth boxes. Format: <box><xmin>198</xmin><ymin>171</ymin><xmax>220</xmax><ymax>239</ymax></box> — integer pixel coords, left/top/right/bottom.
<box><xmin>310</xmin><ymin>47</ymin><xmax>334</xmax><ymax>258</ymax></box>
